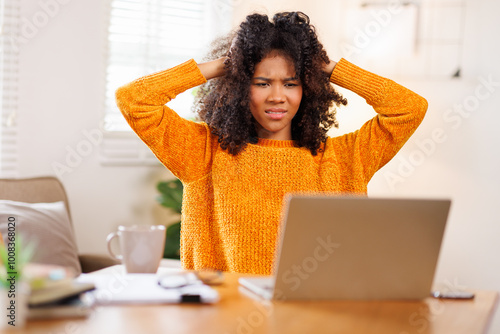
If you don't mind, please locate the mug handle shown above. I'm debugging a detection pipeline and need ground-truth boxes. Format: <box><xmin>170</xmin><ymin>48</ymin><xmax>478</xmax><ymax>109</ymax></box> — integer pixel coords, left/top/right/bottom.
<box><xmin>106</xmin><ymin>232</ymin><xmax>123</xmax><ymax>261</ymax></box>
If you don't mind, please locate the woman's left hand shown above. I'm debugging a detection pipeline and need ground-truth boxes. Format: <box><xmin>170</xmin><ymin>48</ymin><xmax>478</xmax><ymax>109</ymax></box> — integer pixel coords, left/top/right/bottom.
<box><xmin>323</xmin><ymin>59</ymin><xmax>337</xmax><ymax>77</ymax></box>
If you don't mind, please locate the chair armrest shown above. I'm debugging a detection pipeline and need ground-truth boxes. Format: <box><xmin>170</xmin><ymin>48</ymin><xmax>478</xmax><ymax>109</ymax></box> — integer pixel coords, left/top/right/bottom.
<box><xmin>78</xmin><ymin>253</ymin><xmax>120</xmax><ymax>273</ymax></box>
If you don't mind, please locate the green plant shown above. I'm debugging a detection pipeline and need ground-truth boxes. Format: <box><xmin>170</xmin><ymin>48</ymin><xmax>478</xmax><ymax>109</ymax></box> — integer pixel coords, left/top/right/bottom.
<box><xmin>156</xmin><ymin>178</ymin><xmax>183</xmax><ymax>259</ymax></box>
<box><xmin>0</xmin><ymin>237</ymin><xmax>34</xmax><ymax>288</ymax></box>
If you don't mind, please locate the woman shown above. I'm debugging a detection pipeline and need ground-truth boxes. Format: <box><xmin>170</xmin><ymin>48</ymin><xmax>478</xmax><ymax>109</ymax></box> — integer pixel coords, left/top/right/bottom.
<box><xmin>116</xmin><ymin>12</ymin><xmax>427</xmax><ymax>275</ymax></box>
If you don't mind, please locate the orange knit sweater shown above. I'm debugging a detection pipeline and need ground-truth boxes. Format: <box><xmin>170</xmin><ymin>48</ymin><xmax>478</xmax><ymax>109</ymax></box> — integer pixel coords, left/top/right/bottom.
<box><xmin>116</xmin><ymin>58</ymin><xmax>427</xmax><ymax>275</ymax></box>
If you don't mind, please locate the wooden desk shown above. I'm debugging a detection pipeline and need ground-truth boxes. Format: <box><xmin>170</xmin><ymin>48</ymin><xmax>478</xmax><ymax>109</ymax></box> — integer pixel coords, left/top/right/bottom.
<box><xmin>15</xmin><ymin>267</ymin><xmax>499</xmax><ymax>334</ymax></box>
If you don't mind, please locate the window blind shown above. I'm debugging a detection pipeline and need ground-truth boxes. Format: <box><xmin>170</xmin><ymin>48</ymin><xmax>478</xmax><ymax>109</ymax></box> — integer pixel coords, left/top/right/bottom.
<box><xmin>102</xmin><ymin>0</ymin><xmax>231</xmax><ymax>165</ymax></box>
<box><xmin>0</xmin><ymin>0</ymin><xmax>19</xmax><ymax>177</ymax></box>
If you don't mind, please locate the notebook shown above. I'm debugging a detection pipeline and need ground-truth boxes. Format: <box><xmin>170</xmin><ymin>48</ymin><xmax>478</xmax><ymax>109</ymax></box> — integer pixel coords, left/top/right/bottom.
<box><xmin>77</xmin><ymin>272</ymin><xmax>219</xmax><ymax>304</ymax></box>
<box><xmin>239</xmin><ymin>195</ymin><xmax>451</xmax><ymax>301</ymax></box>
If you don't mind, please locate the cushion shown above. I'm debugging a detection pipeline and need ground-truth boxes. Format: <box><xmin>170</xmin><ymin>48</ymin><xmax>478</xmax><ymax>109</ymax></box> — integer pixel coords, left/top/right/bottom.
<box><xmin>0</xmin><ymin>200</ymin><xmax>82</xmax><ymax>275</ymax></box>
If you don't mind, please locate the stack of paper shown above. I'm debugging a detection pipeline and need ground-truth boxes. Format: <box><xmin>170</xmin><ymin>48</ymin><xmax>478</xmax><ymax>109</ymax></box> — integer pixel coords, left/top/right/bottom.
<box><xmin>76</xmin><ymin>272</ymin><xmax>219</xmax><ymax>304</ymax></box>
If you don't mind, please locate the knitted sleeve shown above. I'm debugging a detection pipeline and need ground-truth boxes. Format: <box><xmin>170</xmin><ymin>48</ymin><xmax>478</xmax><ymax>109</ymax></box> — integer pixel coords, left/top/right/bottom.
<box><xmin>115</xmin><ymin>59</ymin><xmax>213</xmax><ymax>182</ymax></box>
<box><xmin>327</xmin><ymin>58</ymin><xmax>428</xmax><ymax>183</ymax></box>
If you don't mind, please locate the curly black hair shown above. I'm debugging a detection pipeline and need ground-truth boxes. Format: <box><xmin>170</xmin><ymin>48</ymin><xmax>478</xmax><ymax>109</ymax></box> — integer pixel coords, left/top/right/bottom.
<box><xmin>194</xmin><ymin>11</ymin><xmax>347</xmax><ymax>156</ymax></box>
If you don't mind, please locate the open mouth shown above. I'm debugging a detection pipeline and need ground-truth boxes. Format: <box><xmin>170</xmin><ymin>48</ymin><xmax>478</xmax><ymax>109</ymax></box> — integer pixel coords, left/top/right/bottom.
<box><xmin>265</xmin><ymin>108</ymin><xmax>287</xmax><ymax>119</ymax></box>
<box><xmin>265</xmin><ymin>108</ymin><xmax>287</xmax><ymax>114</ymax></box>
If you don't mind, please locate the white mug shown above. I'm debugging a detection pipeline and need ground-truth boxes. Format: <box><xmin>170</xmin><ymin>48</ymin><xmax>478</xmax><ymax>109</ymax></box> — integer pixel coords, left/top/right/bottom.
<box><xmin>106</xmin><ymin>225</ymin><xmax>166</xmax><ymax>273</ymax></box>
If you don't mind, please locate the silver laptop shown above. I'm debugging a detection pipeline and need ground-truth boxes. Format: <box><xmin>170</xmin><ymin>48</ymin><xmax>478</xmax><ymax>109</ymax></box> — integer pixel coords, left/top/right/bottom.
<box><xmin>239</xmin><ymin>195</ymin><xmax>451</xmax><ymax>301</ymax></box>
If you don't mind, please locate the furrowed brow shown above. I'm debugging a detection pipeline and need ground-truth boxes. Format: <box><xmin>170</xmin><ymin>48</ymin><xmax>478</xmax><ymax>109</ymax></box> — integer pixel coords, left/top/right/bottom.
<box><xmin>252</xmin><ymin>76</ymin><xmax>299</xmax><ymax>82</ymax></box>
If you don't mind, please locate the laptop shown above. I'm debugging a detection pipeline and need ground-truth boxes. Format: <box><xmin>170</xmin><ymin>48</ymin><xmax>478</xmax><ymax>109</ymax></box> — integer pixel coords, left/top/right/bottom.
<box><xmin>239</xmin><ymin>195</ymin><xmax>451</xmax><ymax>301</ymax></box>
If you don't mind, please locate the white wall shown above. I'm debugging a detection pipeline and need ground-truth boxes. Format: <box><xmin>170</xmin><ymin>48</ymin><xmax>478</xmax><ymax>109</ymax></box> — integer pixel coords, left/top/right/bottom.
<box><xmin>15</xmin><ymin>0</ymin><xmax>499</xmax><ymax>332</ymax></box>
<box><xmin>16</xmin><ymin>0</ymin><xmax>175</xmax><ymax>255</ymax></box>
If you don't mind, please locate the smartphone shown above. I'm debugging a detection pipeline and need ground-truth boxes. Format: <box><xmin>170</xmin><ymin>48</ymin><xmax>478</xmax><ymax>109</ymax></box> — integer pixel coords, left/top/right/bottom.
<box><xmin>431</xmin><ymin>290</ymin><xmax>475</xmax><ymax>299</ymax></box>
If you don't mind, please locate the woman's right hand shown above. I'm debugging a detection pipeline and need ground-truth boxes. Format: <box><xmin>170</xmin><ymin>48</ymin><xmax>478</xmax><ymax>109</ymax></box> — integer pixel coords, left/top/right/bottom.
<box><xmin>198</xmin><ymin>57</ymin><xmax>227</xmax><ymax>80</ymax></box>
